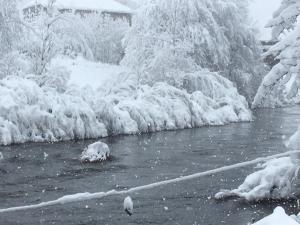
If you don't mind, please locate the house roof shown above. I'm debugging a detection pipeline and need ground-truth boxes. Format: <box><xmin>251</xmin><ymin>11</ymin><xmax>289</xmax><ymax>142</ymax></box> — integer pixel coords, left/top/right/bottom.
<box><xmin>23</xmin><ymin>0</ymin><xmax>133</xmax><ymax>14</ymax></box>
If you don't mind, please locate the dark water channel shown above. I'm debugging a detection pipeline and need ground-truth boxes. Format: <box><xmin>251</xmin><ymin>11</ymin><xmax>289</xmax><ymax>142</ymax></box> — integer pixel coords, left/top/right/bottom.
<box><xmin>1</xmin><ymin>106</ymin><xmax>300</xmax><ymax>225</ymax></box>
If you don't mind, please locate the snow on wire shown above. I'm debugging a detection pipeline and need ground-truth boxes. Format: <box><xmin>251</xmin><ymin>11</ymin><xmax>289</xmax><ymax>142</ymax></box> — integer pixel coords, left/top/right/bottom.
<box><xmin>1</xmin><ymin>150</ymin><xmax>300</xmax><ymax>213</ymax></box>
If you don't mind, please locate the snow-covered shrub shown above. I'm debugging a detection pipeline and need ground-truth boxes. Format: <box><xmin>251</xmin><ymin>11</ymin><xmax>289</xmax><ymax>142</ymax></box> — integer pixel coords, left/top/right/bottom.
<box><xmin>0</xmin><ymin>52</ymin><xmax>31</xmax><ymax>79</ymax></box>
<box><xmin>215</xmin><ymin>157</ymin><xmax>299</xmax><ymax>201</ymax></box>
<box><xmin>94</xmin><ymin>70</ymin><xmax>251</xmax><ymax>135</ymax></box>
<box><xmin>253</xmin><ymin>0</ymin><xmax>300</xmax><ymax>107</ymax></box>
<box><xmin>0</xmin><ymin>76</ymin><xmax>107</xmax><ymax>145</ymax></box>
<box><xmin>80</xmin><ymin>142</ymin><xmax>110</xmax><ymax>163</ymax></box>
<box><xmin>0</xmin><ymin>70</ymin><xmax>251</xmax><ymax>145</ymax></box>
<box><xmin>27</xmin><ymin>64</ymin><xmax>71</xmax><ymax>93</ymax></box>
<box><xmin>122</xmin><ymin>0</ymin><xmax>263</xmax><ymax>101</ymax></box>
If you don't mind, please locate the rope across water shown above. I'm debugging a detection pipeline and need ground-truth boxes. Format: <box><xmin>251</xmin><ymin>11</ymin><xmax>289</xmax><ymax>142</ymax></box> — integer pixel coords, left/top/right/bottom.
<box><xmin>1</xmin><ymin>150</ymin><xmax>300</xmax><ymax>213</ymax></box>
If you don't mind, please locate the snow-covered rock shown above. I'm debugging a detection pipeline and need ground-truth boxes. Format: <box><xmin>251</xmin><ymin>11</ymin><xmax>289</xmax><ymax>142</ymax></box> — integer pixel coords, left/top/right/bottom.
<box><xmin>253</xmin><ymin>207</ymin><xmax>299</xmax><ymax>225</ymax></box>
<box><xmin>80</xmin><ymin>142</ymin><xmax>110</xmax><ymax>163</ymax></box>
<box><xmin>215</xmin><ymin>157</ymin><xmax>299</xmax><ymax>201</ymax></box>
<box><xmin>0</xmin><ymin>69</ymin><xmax>251</xmax><ymax>145</ymax></box>
<box><xmin>123</xmin><ymin>196</ymin><xmax>133</xmax><ymax>216</ymax></box>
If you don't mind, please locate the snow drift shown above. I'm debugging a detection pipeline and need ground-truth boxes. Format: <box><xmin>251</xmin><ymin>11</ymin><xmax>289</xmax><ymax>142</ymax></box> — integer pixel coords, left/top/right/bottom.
<box><xmin>0</xmin><ymin>70</ymin><xmax>251</xmax><ymax>145</ymax></box>
<box><xmin>215</xmin><ymin>157</ymin><xmax>299</xmax><ymax>201</ymax></box>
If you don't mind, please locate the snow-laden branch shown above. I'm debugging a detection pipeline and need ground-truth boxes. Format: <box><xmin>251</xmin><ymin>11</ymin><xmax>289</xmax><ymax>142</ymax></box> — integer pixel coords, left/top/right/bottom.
<box><xmin>1</xmin><ymin>150</ymin><xmax>300</xmax><ymax>213</ymax></box>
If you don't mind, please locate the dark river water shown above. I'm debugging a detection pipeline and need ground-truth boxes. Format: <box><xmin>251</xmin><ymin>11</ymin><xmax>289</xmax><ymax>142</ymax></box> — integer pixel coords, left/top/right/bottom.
<box><xmin>1</xmin><ymin>106</ymin><xmax>300</xmax><ymax>225</ymax></box>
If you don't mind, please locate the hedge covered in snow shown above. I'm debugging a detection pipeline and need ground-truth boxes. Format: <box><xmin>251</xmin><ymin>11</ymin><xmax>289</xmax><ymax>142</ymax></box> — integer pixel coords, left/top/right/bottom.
<box><xmin>0</xmin><ymin>71</ymin><xmax>251</xmax><ymax>145</ymax></box>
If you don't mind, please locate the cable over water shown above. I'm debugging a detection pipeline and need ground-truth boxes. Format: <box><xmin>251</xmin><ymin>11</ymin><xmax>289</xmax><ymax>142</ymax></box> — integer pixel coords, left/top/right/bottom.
<box><xmin>1</xmin><ymin>150</ymin><xmax>299</xmax><ymax>213</ymax></box>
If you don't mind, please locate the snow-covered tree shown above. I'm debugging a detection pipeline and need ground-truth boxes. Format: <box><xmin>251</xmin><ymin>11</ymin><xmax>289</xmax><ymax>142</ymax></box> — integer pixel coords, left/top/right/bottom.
<box><xmin>121</xmin><ymin>0</ymin><xmax>263</xmax><ymax>100</ymax></box>
<box><xmin>267</xmin><ymin>0</ymin><xmax>300</xmax><ymax>42</ymax></box>
<box><xmin>0</xmin><ymin>0</ymin><xmax>25</xmax><ymax>78</ymax></box>
<box><xmin>253</xmin><ymin>0</ymin><xmax>300</xmax><ymax>107</ymax></box>
<box><xmin>21</xmin><ymin>1</ymin><xmax>94</xmax><ymax>75</ymax></box>
<box><xmin>0</xmin><ymin>0</ymin><xmax>21</xmax><ymax>55</ymax></box>
<box><xmin>81</xmin><ymin>15</ymin><xmax>130</xmax><ymax>64</ymax></box>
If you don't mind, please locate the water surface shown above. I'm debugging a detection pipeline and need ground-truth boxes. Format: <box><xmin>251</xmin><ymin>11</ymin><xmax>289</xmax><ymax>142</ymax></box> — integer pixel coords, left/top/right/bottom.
<box><xmin>0</xmin><ymin>106</ymin><xmax>300</xmax><ymax>225</ymax></box>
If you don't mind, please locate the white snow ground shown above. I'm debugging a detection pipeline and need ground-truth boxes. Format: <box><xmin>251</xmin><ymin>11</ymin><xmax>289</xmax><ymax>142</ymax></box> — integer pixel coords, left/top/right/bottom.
<box><xmin>51</xmin><ymin>56</ymin><xmax>129</xmax><ymax>89</ymax></box>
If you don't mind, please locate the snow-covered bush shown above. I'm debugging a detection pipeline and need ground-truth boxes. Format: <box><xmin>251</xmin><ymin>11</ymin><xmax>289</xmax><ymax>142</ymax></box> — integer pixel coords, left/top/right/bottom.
<box><xmin>27</xmin><ymin>64</ymin><xmax>71</xmax><ymax>93</ymax></box>
<box><xmin>0</xmin><ymin>71</ymin><xmax>251</xmax><ymax>145</ymax></box>
<box><xmin>122</xmin><ymin>0</ymin><xmax>263</xmax><ymax>101</ymax></box>
<box><xmin>80</xmin><ymin>142</ymin><xmax>110</xmax><ymax>163</ymax></box>
<box><xmin>215</xmin><ymin>125</ymin><xmax>300</xmax><ymax>201</ymax></box>
<box><xmin>0</xmin><ymin>76</ymin><xmax>107</xmax><ymax>145</ymax></box>
<box><xmin>0</xmin><ymin>52</ymin><xmax>31</xmax><ymax>79</ymax></box>
<box><xmin>253</xmin><ymin>0</ymin><xmax>300</xmax><ymax>107</ymax></box>
<box><xmin>215</xmin><ymin>157</ymin><xmax>299</xmax><ymax>201</ymax></box>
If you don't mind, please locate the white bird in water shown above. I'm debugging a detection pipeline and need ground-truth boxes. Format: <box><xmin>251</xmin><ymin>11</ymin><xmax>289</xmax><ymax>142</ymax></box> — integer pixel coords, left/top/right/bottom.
<box><xmin>123</xmin><ymin>196</ymin><xmax>133</xmax><ymax>216</ymax></box>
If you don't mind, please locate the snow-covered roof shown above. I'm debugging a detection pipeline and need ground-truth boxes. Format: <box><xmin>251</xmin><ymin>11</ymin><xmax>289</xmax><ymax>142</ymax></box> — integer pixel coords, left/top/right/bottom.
<box><xmin>23</xmin><ymin>0</ymin><xmax>133</xmax><ymax>14</ymax></box>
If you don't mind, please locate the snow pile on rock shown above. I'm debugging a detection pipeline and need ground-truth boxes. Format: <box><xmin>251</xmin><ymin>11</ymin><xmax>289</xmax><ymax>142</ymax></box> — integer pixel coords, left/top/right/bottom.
<box><xmin>0</xmin><ymin>70</ymin><xmax>251</xmax><ymax>145</ymax></box>
<box><xmin>215</xmin><ymin>157</ymin><xmax>299</xmax><ymax>201</ymax></box>
<box><xmin>80</xmin><ymin>142</ymin><xmax>110</xmax><ymax>163</ymax></box>
<box><xmin>253</xmin><ymin>207</ymin><xmax>299</xmax><ymax>225</ymax></box>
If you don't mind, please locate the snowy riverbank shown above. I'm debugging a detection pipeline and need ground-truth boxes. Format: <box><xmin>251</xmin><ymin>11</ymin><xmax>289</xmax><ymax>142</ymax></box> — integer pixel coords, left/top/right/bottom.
<box><xmin>0</xmin><ymin>59</ymin><xmax>251</xmax><ymax>145</ymax></box>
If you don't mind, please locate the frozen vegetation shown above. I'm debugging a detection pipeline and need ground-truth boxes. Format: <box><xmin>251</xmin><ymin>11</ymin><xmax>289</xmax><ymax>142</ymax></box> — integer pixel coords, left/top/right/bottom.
<box><xmin>0</xmin><ymin>70</ymin><xmax>251</xmax><ymax>145</ymax></box>
<box><xmin>253</xmin><ymin>0</ymin><xmax>300</xmax><ymax>107</ymax></box>
<box><xmin>80</xmin><ymin>141</ymin><xmax>110</xmax><ymax>163</ymax></box>
<box><xmin>216</xmin><ymin>126</ymin><xmax>300</xmax><ymax>202</ymax></box>
<box><xmin>0</xmin><ymin>0</ymin><xmax>261</xmax><ymax>145</ymax></box>
<box><xmin>215</xmin><ymin>157</ymin><xmax>298</xmax><ymax>201</ymax></box>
